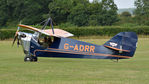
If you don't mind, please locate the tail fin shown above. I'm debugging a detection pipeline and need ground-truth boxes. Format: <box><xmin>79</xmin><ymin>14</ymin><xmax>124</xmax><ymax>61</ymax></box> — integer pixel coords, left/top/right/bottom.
<box><xmin>104</xmin><ymin>32</ymin><xmax>138</xmax><ymax>57</ymax></box>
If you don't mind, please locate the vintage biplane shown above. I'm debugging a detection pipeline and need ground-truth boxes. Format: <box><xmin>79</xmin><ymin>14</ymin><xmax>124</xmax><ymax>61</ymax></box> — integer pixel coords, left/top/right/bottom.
<box><xmin>12</xmin><ymin>18</ymin><xmax>138</xmax><ymax>62</ymax></box>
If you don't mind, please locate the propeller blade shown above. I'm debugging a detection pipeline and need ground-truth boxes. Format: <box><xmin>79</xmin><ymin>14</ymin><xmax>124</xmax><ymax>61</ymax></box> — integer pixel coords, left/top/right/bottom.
<box><xmin>17</xmin><ymin>37</ymin><xmax>20</xmax><ymax>47</ymax></box>
<box><xmin>12</xmin><ymin>34</ymin><xmax>18</xmax><ymax>46</ymax></box>
<box><xmin>12</xmin><ymin>27</ymin><xmax>20</xmax><ymax>46</ymax></box>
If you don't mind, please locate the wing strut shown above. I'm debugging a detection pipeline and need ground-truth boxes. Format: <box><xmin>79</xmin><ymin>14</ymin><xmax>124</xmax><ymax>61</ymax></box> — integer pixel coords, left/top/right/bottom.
<box><xmin>42</xmin><ymin>17</ymin><xmax>55</xmax><ymax>34</ymax></box>
<box><xmin>50</xmin><ymin>19</ymin><xmax>54</xmax><ymax>34</ymax></box>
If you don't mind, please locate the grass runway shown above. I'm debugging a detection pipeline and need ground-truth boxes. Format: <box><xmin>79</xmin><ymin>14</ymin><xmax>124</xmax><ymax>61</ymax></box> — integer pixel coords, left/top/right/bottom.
<box><xmin>0</xmin><ymin>38</ymin><xmax>149</xmax><ymax>84</ymax></box>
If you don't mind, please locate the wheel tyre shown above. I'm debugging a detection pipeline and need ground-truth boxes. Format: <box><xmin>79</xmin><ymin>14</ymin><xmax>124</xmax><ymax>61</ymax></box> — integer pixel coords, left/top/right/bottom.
<box><xmin>24</xmin><ymin>56</ymin><xmax>33</xmax><ymax>62</ymax></box>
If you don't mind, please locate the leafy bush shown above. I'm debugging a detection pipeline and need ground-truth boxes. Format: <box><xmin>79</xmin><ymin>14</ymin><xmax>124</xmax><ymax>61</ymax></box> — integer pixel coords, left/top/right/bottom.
<box><xmin>0</xmin><ymin>26</ymin><xmax>149</xmax><ymax>40</ymax></box>
<box><xmin>0</xmin><ymin>29</ymin><xmax>32</xmax><ymax>40</ymax></box>
<box><xmin>58</xmin><ymin>22</ymin><xmax>77</xmax><ymax>28</ymax></box>
<box><xmin>62</xmin><ymin>26</ymin><xmax>149</xmax><ymax>36</ymax></box>
<box><xmin>0</xmin><ymin>29</ymin><xmax>16</xmax><ymax>40</ymax></box>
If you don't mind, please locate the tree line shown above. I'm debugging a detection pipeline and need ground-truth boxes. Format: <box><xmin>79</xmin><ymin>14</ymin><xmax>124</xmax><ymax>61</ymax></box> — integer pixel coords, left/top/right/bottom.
<box><xmin>0</xmin><ymin>0</ymin><xmax>149</xmax><ymax>27</ymax></box>
<box><xmin>0</xmin><ymin>0</ymin><xmax>118</xmax><ymax>27</ymax></box>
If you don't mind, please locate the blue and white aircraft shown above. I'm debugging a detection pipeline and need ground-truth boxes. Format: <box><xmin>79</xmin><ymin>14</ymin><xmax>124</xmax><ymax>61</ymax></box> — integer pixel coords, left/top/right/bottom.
<box><xmin>12</xmin><ymin>18</ymin><xmax>138</xmax><ymax>62</ymax></box>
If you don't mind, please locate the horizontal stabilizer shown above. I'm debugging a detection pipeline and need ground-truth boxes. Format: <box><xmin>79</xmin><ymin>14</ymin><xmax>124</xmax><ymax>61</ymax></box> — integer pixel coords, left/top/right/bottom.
<box><xmin>104</xmin><ymin>45</ymin><xmax>130</xmax><ymax>52</ymax></box>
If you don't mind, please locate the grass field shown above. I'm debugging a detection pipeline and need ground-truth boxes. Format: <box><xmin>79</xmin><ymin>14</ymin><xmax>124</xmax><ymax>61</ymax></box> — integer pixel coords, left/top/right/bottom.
<box><xmin>0</xmin><ymin>38</ymin><xmax>149</xmax><ymax>84</ymax></box>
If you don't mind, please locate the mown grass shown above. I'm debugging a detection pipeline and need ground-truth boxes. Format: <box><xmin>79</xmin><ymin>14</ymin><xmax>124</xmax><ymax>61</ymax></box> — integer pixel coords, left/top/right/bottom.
<box><xmin>0</xmin><ymin>38</ymin><xmax>149</xmax><ymax>84</ymax></box>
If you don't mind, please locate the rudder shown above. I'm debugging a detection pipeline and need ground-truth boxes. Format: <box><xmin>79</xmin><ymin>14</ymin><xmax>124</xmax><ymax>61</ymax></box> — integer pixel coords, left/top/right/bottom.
<box><xmin>103</xmin><ymin>32</ymin><xmax>138</xmax><ymax>57</ymax></box>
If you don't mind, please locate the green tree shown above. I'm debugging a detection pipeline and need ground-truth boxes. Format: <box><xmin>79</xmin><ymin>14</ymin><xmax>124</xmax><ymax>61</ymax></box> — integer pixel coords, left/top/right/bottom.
<box><xmin>0</xmin><ymin>0</ymin><xmax>8</xmax><ymax>26</ymax></box>
<box><xmin>0</xmin><ymin>0</ymin><xmax>119</xmax><ymax>27</ymax></box>
<box><xmin>101</xmin><ymin>0</ymin><xmax>118</xmax><ymax>25</ymax></box>
<box><xmin>88</xmin><ymin>1</ymin><xmax>102</xmax><ymax>26</ymax></box>
<box><xmin>0</xmin><ymin>0</ymin><xmax>52</xmax><ymax>26</ymax></box>
<box><xmin>20</xmin><ymin>0</ymin><xmax>52</xmax><ymax>25</ymax></box>
<box><xmin>49</xmin><ymin>0</ymin><xmax>90</xmax><ymax>26</ymax></box>
<box><xmin>121</xmin><ymin>11</ymin><xmax>132</xmax><ymax>17</ymax></box>
<box><xmin>135</xmin><ymin>0</ymin><xmax>149</xmax><ymax>25</ymax></box>
<box><xmin>49</xmin><ymin>0</ymin><xmax>74</xmax><ymax>25</ymax></box>
<box><xmin>68</xmin><ymin>3</ymin><xmax>89</xmax><ymax>26</ymax></box>
<box><xmin>117</xmin><ymin>12</ymin><xmax>134</xmax><ymax>26</ymax></box>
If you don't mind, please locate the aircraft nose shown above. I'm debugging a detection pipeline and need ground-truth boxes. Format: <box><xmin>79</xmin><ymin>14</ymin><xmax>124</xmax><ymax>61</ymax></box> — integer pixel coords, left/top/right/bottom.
<box><xmin>20</xmin><ymin>33</ymin><xmax>26</xmax><ymax>38</ymax></box>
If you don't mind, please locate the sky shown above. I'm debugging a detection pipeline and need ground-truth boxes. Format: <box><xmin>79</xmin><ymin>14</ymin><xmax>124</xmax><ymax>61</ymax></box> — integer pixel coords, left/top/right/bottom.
<box><xmin>89</xmin><ymin>0</ymin><xmax>136</xmax><ymax>9</ymax></box>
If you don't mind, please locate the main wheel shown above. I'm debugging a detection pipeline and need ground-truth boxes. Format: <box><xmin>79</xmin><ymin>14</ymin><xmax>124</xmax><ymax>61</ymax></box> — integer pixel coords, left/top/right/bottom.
<box><xmin>24</xmin><ymin>56</ymin><xmax>33</xmax><ymax>62</ymax></box>
<box><xmin>24</xmin><ymin>56</ymin><xmax>38</xmax><ymax>62</ymax></box>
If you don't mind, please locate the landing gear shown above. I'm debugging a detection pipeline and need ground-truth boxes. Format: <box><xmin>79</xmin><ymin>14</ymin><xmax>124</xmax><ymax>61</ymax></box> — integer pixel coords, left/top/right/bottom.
<box><xmin>111</xmin><ymin>58</ymin><xmax>119</xmax><ymax>62</ymax></box>
<box><xmin>24</xmin><ymin>55</ymin><xmax>38</xmax><ymax>62</ymax></box>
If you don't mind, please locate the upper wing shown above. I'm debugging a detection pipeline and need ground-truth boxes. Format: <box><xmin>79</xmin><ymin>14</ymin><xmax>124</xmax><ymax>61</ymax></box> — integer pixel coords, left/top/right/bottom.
<box><xmin>18</xmin><ymin>24</ymin><xmax>74</xmax><ymax>37</ymax></box>
<box><xmin>42</xmin><ymin>29</ymin><xmax>73</xmax><ymax>37</ymax></box>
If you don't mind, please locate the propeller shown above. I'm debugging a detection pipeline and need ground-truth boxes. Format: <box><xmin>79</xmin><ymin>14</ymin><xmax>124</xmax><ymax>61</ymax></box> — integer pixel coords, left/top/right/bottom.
<box><xmin>12</xmin><ymin>26</ymin><xmax>20</xmax><ymax>47</ymax></box>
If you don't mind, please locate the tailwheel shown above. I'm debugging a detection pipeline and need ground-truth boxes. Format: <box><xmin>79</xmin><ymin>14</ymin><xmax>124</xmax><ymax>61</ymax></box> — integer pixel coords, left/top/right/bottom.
<box><xmin>24</xmin><ymin>56</ymin><xmax>38</xmax><ymax>62</ymax></box>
